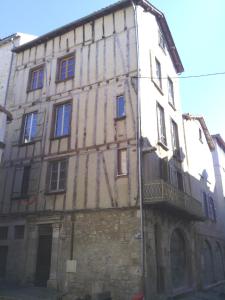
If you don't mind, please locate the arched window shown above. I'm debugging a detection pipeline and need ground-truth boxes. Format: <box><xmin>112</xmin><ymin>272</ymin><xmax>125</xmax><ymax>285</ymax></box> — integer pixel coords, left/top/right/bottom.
<box><xmin>170</xmin><ymin>229</ymin><xmax>187</xmax><ymax>289</ymax></box>
<box><xmin>202</xmin><ymin>240</ymin><xmax>214</xmax><ymax>285</ymax></box>
<box><xmin>215</xmin><ymin>242</ymin><xmax>224</xmax><ymax>281</ymax></box>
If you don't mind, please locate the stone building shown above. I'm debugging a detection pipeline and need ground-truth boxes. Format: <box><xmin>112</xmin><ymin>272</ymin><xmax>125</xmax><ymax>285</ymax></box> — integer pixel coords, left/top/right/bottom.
<box><xmin>0</xmin><ymin>1</ymin><xmax>224</xmax><ymax>300</ymax></box>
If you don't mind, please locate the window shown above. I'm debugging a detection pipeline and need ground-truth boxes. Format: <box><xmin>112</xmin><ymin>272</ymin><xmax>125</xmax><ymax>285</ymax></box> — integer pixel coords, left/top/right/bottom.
<box><xmin>171</xmin><ymin>120</ymin><xmax>180</xmax><ymax>157</ymax></box>
<box><xmin>155</xmin><ymin>58</ymin><xmax>162</xmax><ymax>89</ymax></box>
<box><xmin>14</xmin><ymin>225</ymin><xmax>25</xmax><ymax>239</ymax></box>
<box><xmin>199</xmin><ymin>128</ymin><xmax>203</xmax><ymax>143</ymax></box>
<box><xmin>49</xmin><ymin>160</ymin><xmax>67</xmax><ymax>192</ymax></box>
<box><xmin>12</xmin><ymin>166</ymin><xmax>31</xmax><ymax>198</ymax></box>
<box><xmin>176</xmin><ymin>171</ymin><xmax>184</xmax><ymax>191</ymax></box>
<box><xmin>57</xmin><ymin>54</ymin><xmax>75</xmax><ymax>81</ymax></box>
<box><xmin>117</xmin><ymin>149</ymin><xmax>127</xmax><ymax>176</ymax></box>
<box><xmin>157</xmin><ymin>104</ymin><xmax>167</xmax><ymax>146</ymax></box>
<box><xmin>28</xmin><ymin>66</ymin><xmax>44</xmax><ymax>91</ymax></box>
<box><xmin>53</xmin><ymin>102</ymin><xmax>72</xmax><ymax>138</ymax></box>
<box><xmin>203</xmin><ymin>192</ymin><xmax>209</xmax><ymax>218</ymax></box>
<box><xmin>158</xmin><ymin>30</ymin><xmax>166</xmax><ymax>51</ymax></box>
<box><xmin>0</xmin><ymin>227</ymin><xmax>8</xmax><ymax>240</ymax></box>
<box><xmin>208</xmin><ymin>196</ymin><xmax>216</xmax><ymax>221</ymax></box>
<box><xmin>21</xmin><ymin>112</ymin><xmax>37</xmax><ymax>144</ymax></box>
<box><xmin>168</xmin><ymin>77</ymin><xmax>174</xmax><ymax>106</ymax></box>
<box><xmin>116</xmin><ymin>95</ymin><xmax>125</xmax><ymax>119</ymax></box>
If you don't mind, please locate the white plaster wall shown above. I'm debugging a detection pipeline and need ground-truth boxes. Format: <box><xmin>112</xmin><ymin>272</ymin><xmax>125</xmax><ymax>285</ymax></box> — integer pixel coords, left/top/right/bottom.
<box><xmin>136</xmin><ymin>6</ymin><xmax>189</xmax><ymax>190</ymax></box>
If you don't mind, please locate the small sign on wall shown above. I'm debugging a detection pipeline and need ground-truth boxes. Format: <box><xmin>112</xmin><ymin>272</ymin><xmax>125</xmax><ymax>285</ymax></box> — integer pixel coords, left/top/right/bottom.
<box><xmin>66</xmin><ymin>260</ymin><xmax>77</xmax><ymax>273</ymax></box>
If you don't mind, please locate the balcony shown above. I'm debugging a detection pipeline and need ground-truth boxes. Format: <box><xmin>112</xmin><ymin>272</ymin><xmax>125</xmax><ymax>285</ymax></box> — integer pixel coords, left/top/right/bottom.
<box><xmin>143</xmin><ymin>180</ymin><xmax>205</xmax><ymax>221</ymax></box>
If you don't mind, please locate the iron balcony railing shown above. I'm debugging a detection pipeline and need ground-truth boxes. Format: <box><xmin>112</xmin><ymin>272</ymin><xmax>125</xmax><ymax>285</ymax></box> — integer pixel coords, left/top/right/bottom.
<box><xmin>143</xmin><ymin>180</ymin><xmax>205</xmax><ymax>221</ymax></box>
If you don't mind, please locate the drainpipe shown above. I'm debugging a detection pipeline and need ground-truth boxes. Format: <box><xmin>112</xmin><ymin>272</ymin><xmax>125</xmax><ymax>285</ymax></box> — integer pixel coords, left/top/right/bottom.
<box><xmin>131</xmin><ymin>1</ymin><xmax>146</xmax><ymax>296</ymax></box>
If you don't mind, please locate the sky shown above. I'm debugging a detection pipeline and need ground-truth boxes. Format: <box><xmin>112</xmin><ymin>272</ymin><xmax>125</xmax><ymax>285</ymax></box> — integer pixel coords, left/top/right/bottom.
<box><xmin>1</xmin><ymin>0</ymin><xmax>225</xmax><ymax>139</ymax></box>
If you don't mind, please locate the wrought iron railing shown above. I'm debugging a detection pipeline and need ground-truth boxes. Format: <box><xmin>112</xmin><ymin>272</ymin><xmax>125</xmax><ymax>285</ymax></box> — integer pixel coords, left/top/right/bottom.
<box><xmin>143</xmin><ymin>180</ymin><xmax>204</xmax><ymax>220</ymax></box>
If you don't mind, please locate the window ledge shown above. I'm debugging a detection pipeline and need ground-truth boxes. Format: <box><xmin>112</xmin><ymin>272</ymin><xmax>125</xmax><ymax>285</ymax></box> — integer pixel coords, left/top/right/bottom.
<box><xmin>27</xmin><ymin>87</ymin><xmax>43</xmax><ymax>93</ymax></box>
<box><xmin>157</xmin><ymin>141</ymin><xmax>168</xmax><ymax>151</ymax></box>
<box><xmin>169</xmin><ymin>101</ymin><xmax>176</xmax><ymax>111</ymax></box>
<box><xmin>11</xmin><ymin>195</ymin><xmax>30</xmax><ymax>201</ymax></box>
<box><xmin>50</xmin><ymin>135</ymin><xmax>70</xmax><ymax>141</ymax></box>
<box><xmin>19</xmin><ymin>141</ymin><xmax>37</xmax><ymax>147</ymax></box>
<box><xmin>45</xmin><ymin>190</ymin><xmax>66</xmax><ymax>196</ymax></box>
<box><xmin>116</xmin><ymin>174</ymin><xmax>128</xmax><ymax>179</ymax></box>
<box><xmin>114</xmin><ymin>116</ymin><xmax>126</xmax><ymax>121</ymax></box>
<box><xmin>55</xmin><ymin>76</ymin><xmax>74</xmax><ymax>84</ymax></box>
<box><xmin>152</xmin><ymin>80</ymin><xmax>164</xmax><ymax>95</ymax></box>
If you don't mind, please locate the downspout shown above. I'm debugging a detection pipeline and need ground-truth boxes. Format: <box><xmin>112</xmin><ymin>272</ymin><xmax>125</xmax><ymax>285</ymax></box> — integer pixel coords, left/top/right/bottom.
<box><xmin>131</xmin><ymin>0</ymin><xmax>145</xmax><ymax>295</ymax></box>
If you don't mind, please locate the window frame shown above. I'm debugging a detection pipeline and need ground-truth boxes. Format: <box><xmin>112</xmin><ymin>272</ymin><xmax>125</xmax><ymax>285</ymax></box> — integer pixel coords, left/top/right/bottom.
<box><xmin>14</xmin><ymin>225</ymin><xmax>25</xmax><ymax>240</ymax></box>
<box><xmin>171</xmin><ymin>119</ymin><xmax>180</xmax><ymax>158</ymax></box>
<box><xmin>117</xmin><ymin>148</ymin><xmax>128</xmax><ymax>176</ymax></box>
<box><xmin>157</xmin><ymin>103</ymin><xmax>167</xmax><ymax>147</ymax></box>
<box><xmin>51</xmin><ymin>101</ymin><xmax>72</xmax><ymax>139</ymax></box>
<box><xmin>27</xmin><ymin>64</ymin><xmax>44</xmax><ymax>92</ymax></box>
<box><xmin>168</xmin><ymin>77</ymin><xmax>175</xmax><ymax>107</ymax></box>
<box><xmin>155</xmin><ymin>58</ymin><xmax>162</xmax><ymax>90</ymax></box>
<box><xmin>21</xmin><ymin>111</ymin><xmax>38</xmax><ymax>144</ymax></box>
<box><xmin>12</xmin><ymin>165</ymin><xmax>31</xmax><ymax>199</ymax></box>
<box><xmin>0</xmin><ymin>226</ymin><xmax>8</xmax><ymax>240</ymax></box>
<box><xmin>115</xmin><ymin>95</ymin><xmax>126</xmax><ymax>120</ymax></box>
<box><xmin>56</xmin><ymin>53</ymin><xmax>75</xmax><ymax>82</ymax></box>
<box><xmin>47</xmin><ymin>159</ymin><xmax>68</xmax><ymax>194</ymax></box>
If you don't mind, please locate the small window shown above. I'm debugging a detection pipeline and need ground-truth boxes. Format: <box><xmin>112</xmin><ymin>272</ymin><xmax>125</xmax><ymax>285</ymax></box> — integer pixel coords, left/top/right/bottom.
<box><xmin>21</xmin><ymin>112</ymin><xmax>37</xmax><ymax>144</ymax></box>
<box><xmin>14</xmin><ymin>225</ymin><xmax>25</xmax><ymax>239</ymax></box>
<box><xmin>49</xmin><ymin>160</ymin><xmax>68</xmax><ymax>192</ymax></box>
<box><xmin>155</xmin><ymin>58</ymin><xmax>162</xmax><ymax>89</ymax></box>
<box><xmin>199</xmin><ymin>128</ymin><xmax>203</xmax><ymax>143</ymax></box>
<box><xmin>116</xmin><ymin>95</ymin><xmax>125</xmax><ymax>119</ymax></box>
<box><xmin>12</xmin><ymin>166</ymin><xmax>31</xmax><ymax>198</ymax></box>
<box><xmin>203</xmin><ymin>192</ymin><xmax>209</xmax><ymax>218</ymax></box>
<box><xmin>176</xmin><ymin>171</ymin><xmax>184</xmax><ymax>191</ymax></box>
<box><xmin>209</xmin><ymin>197</ymin><xmax>216</xmax><ymax>222</ymax></box>
<box><xmin>157</xmin><ymin>103</ymin><xmax>167</xmax><ymax>146</ymax></box>
<box><xmin>117</xmin><ymin>149</ymin><xmax>127</xmax><ymax>176</ymax></box>
<box><xmin>0</xmin><ymin>227</ymin><xmax>8</xmax><ymax>240</ymax></box>
<box><xmin>168</xmin><ymin>77</ymin><xmax>174</xmax><ymax>106</ymax></box>
<box><xmin>57</xmin><ymin>54</ymin><xmax>75</xmax><ymax>81</ymax></box>
<box><xmin>53</xmin><ymin>102</ymin><xmax>72</xmax><ymax>138</ymax></box>
<box><xmin>28</xmin><ymin>66</ymin><xmax>44</xmax><ymax>91</ymax></box>
<box><xmin>171</xmin><ymin>120</ymin><xmax>179</xmax><ymax>156</ymax></box>
<box><xmin>158</xmin><ymin>30</ymin><xmax>166</xmax><ymax>51</ymax></box>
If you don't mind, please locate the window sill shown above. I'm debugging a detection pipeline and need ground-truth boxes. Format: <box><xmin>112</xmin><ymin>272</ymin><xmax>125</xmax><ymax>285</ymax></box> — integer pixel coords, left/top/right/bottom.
<box><xmin>114</xmin><ymin>116</ymin><xmax>126</xmax><ymax>121</ymax></box>
<box><xmin>157</xmin><ymin>141</ymin><xmax>168</xmax><ymax>151</ymax></box>
<box><xmin>55</xmin><ymin>76</ymin><xmax>74</xmax><ymax>84</ymax></box>
<box><xmin>26</xmin><ymin>87</ymin><xmax>43</xmax><ymax>93</ymax></box>
<box><xmin>152</xmin><ymin>80</ymin><xmax>164</xmax><ymax>95</ymax></box>
<box><xmin>45</xmin><ymin>190</ymin><xmax>66</xmax><ymax>196</ymax></box>
<box><xmin>11</xmin><ymin>195</ymin><xmax>30</xmax><ymax>201</ymax></box>
<box><xmin>169</xmin><ymin>101</ymin><xmax>176</xmax><ymax>111</ymax></box>
<box><xmin>116</xmin><ymin>174</ymin><xmax>128</xmax><ymax>179</ymax></box>
<box><xmin>50</xmin><ymin>135</ymin><xmax>70</xmax><ymax>141</ymax></box>
<box><xmin>19</xmin><ymin>141</ymin><xmax>37</xmax><ymax>147</ymax></box>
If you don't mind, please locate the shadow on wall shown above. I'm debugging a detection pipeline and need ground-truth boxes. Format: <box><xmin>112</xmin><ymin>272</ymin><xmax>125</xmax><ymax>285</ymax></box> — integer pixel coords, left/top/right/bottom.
<box><xmin>141</xmin><ymin>137</ymin><xmax>225</xmax><ymax>297</ymax></box>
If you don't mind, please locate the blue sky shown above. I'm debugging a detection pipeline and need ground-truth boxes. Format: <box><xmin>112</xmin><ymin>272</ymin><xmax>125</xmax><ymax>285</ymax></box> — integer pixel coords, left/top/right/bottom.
<box><xmin>1</xmin><ymin>0</ymin><xmax>225</xmax><ymax>139</ymax></box>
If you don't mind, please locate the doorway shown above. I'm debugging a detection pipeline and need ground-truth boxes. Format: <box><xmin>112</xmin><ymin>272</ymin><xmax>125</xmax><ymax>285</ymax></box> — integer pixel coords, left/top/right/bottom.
<box><xmin>35</xmin><ymin>224</ymin><xmax>52</xmax><ymax>287</ymax></box>
<box><xmin>0</xmin><ymin>246</ymin><xmax>8</xmax><ymax>278</ymax></box>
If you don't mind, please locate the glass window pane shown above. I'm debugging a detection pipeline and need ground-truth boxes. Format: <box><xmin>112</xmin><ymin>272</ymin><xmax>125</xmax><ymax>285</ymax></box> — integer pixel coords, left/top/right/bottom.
<box><xmin>50</xmin><ymin>162</ymin><xmax>58</xmax><ymax>191</ymax></box>
<box><xmin>24</xmin><ymin>114</ymin><xmax>32</xmax><ymax>143</ymax></box>
<box><xmin>117</xmin><ymin>96</ymin><xmax>125</xmax><ymax>118</ymax></box>
<box><xmin>55</xmin><ymin>106</ymin><xmax>63</xmax><ymax>137</ymax></box>
<box><xmin>30</xmin><ymin>113</ymin><xmax>37</xmax><ymax>140</ymax></box>
<box><xmin>38</xmin><ymin>69</ymin><xmax>44</xmax><ymax>88</ymax></box>
<box><xmin>63</xmin><ymin>103</ymin><xmax>71</xmax><ymax>135</ymax></box>
<box><xmin>31</xmin><ymin>71</ymin><xmax>38</xmax><ymax>90</ymax></box>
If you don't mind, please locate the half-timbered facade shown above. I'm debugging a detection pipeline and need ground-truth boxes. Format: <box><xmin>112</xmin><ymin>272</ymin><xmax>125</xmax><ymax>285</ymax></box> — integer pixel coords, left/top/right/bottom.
<box><xmin>0</xmin><ymin>1</ymin><xmax>225</xmax><ymax>300</ymax></box>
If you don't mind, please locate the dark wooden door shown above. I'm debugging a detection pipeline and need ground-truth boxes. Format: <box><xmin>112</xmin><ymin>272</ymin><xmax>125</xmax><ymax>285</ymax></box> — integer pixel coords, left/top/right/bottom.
<box><xmin>35</xmin><ymin>225</ymin><xmax>52</xmax><ymax>287</ymax></box>
<box><xmin>0</xmin><ymin>246</ymin><xmax>8</xmax><ymax>278</ymax></box>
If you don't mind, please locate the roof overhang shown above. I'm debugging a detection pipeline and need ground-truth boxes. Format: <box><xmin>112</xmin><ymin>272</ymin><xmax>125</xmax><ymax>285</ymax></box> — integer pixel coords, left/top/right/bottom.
<box><xmin>212</xmin><ymin>134</ymin><xmax>225</xmax><ymax>152</ymax></box>
<box><xmin>13</xmin><ymin>0</ymin><xmax>184</xmax><ymax>74</ymax></box>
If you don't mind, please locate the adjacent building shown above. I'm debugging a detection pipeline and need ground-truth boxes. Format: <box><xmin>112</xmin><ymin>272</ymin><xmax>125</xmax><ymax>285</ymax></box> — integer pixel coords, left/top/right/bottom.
<box><xmin>0</xmin><ymin>1</ymin><xmax>224</xmax><ymax>300</ymax></box>
<box><xmin>0</xmin><ymin>33</ymin><xmax>36</xmax><ymax>162</ymax></box>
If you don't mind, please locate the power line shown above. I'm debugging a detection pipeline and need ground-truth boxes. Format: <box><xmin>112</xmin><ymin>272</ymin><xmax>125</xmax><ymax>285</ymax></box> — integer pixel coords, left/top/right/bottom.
<box><xmin>132</xmin><ymin>71</ymin><xmax>225</xmax><ymax>80</ymax></box>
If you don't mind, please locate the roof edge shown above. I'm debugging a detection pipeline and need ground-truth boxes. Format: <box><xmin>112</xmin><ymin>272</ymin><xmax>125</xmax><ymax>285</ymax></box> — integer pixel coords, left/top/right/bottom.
<box><xmin>212</xmin><ymin>134</ymin><xmax>225</xmax><ymax>152</ymax></box>
<box><xmin>12</xmin><ymin>0</ymin><xmax>183</xmax><ymax>73</ymax></box>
